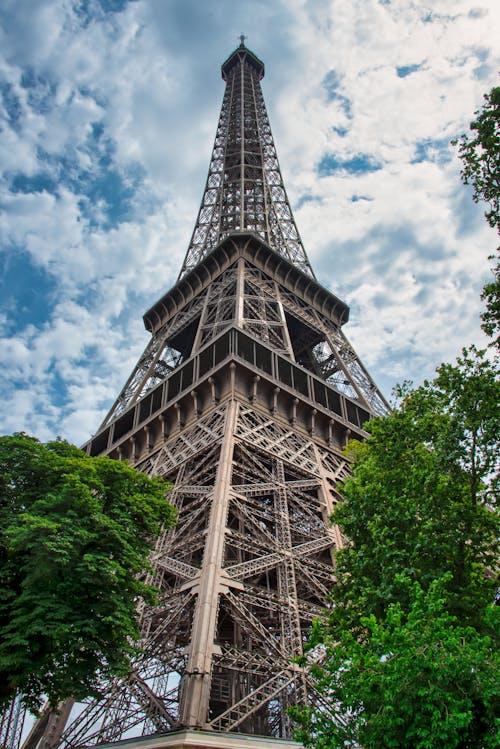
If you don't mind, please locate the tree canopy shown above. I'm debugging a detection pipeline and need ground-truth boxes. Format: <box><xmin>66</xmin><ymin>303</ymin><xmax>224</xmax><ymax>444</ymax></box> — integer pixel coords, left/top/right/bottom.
<box><xmin>293</xmin><ymin>348</ymin><xmax>499</xmax><ymax>748</ymax></box>
<box><xmin>453</xmin><ymin>85</ymin><xmax>500</xmax><ymax>348</ymax></box>
<box><xmin>454</xmin><ymin>86</ymin><xmax>500</xmax><ymax>231</ymax></box>
<box><xmin>0</xmin><ymin>434</ymin><xmax>175</xmax><ymax>711</ymax></box>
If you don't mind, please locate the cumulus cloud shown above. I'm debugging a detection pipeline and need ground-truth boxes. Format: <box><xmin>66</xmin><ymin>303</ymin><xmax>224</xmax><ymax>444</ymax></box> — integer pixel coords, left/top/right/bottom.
<box><xmin>0</xmin><ymin>0</ymin><xmax>499</xmax><ymax>442</ymax></box>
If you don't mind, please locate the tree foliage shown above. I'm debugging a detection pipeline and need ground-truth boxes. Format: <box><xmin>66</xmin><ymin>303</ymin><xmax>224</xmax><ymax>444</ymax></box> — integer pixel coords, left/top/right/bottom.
<box><xmin>296</xmin><ymin>578</ymin><xmax>498</xmax><ymax>749</ymax></box>
<box><xmin>0</xmin><ymin>434</ymin><xmax>175</xmax><ymax>711</ymax></box>
<box><xmin>454</xmin><ymin>86</ymin><xmax>500</xmax><ymax>231</ymax></box>
<box><xmin>293</xmin><ymin>348</ymin><xmax>499</xmax><ymax>748</ymax></box>
<box><xmin>453</xmin><ymin>85</ymin><xmax>500</xmax><ymax>348</ymax></box>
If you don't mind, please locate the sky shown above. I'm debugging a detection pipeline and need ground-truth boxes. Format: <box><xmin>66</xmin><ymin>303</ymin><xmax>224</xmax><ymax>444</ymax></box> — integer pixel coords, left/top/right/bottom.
<box><xmin>0</xmin><ymin>0</ymin><xmax>499</xmax><ymax>445</ymax></box>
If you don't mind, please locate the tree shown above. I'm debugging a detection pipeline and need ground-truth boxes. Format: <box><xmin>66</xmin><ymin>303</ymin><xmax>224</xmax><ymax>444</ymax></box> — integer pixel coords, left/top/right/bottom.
<box><xmin>0</xmin><ymin>434</ymin><xmax>175</xmax><ymax>712</ymax></box>
<box><xmin>293</xmin><ymin>348</ymin><xmax>499</xmax><ymax>748</ymax></box>
<box><xmin>453</xmin><ymin>86</ymin><xmax>500</xmax><ymax>348</ymax></box>
<box><xmin>295</xmin><ymin>578</ymin><xmax>499</xmax><ymax>749</ymax></box>
<box><xmin>454</xmin><ymin>86</ymin><xmax>500</xmax><ymax>231</ymax></box>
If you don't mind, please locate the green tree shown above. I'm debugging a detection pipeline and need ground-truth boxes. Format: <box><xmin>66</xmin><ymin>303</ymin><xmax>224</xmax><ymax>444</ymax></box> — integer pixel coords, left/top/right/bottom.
<box><xmin>293</xmin><ymin>348</ymin><xmax>499</xmax><ymax>748</ymax></box>
<box><xmin>295</xmin><ymin>578</ymin><xmax>498</xmax><ymax>749</ymax></box>
<box><xmin>0</xmin><ymin>434</ymin><xmax>175</xmax><ymax>711</ymax></box>
<box><xmin>453</xmin><ymin>86</ymin><xmax>500</xmax><ymax>348</ymax></box>
<box><xmin>454</xmin><ymin>86</ymin><xmax>500</xmax><ymax>231</ymax></box>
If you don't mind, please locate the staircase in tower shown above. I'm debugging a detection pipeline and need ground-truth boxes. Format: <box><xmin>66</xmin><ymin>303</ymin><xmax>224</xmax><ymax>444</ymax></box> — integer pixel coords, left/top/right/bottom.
<box><xmin>3</xmin><ymin>41</ymin><xmax>389</xmax><ymax>749</ymax></box>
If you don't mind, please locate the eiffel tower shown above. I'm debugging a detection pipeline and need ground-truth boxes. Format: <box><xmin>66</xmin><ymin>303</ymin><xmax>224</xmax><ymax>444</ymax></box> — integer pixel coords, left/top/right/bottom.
<box><xmin>3</xmin><ymin>39</ymin><xmax>389</xmax><ymax>749</ymax></box>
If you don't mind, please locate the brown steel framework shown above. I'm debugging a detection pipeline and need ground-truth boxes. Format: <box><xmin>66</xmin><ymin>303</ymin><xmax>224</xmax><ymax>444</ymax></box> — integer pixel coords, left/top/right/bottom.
<box><xmin>1</xmin><ymin>41</ymin><xmax>389</xmax><ymax>749</ymax></box>
<box><xmin>179</xmin><ymin>44</ymin><xmax>313</xmax><ymax>280</ymax></box>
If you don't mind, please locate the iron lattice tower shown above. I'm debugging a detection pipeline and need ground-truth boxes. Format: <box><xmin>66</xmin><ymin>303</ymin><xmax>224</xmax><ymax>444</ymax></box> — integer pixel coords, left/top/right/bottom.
<box><xmin>4</xmin><ymin>41</ymin><xmax>389</xmax><ymax>749</ymax></box>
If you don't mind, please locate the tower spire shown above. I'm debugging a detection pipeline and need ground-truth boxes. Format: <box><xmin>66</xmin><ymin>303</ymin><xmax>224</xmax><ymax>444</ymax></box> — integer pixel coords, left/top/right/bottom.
<box><xmin>178</xmin><ymin>42</ymin><xmax>314</xmax><ymax>279</ymax></box>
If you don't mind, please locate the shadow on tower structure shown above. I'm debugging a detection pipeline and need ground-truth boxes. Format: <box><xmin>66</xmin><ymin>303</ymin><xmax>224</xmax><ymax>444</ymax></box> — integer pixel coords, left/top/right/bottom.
<box><xmin>4</xmin><ymin>40</ymin><xmax>389</xmax><ymax>749</ymax></box>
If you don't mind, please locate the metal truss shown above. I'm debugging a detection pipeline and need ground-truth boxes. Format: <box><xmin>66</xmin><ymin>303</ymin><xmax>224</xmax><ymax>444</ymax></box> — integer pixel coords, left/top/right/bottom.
<box><xmin>99</xmin><ymin>255</ymin><xmax>388</xmax><ymax>432</ymax></box>
<box><xmin>178</xmin><ymin>42</ymin><xmax>314</xmax><ymax>279</ymax></box>
<box><xmin>15</xmin><ymin>399</ymin><xmax>351</xmax><ymax>747</ymax></box>
<box><xmin>0</xmin><ymin>693</ymin><xmax>25</xmax><ymax>749</ymax></box>
<box><xmin>278</xmin><ymin>287</ymin><xmax>389</xmax><ymax>415</ymax></box>
<box><xmin>101</xmin><ymin>291</ymin><xmax>209</xmax><ymax>427</ymax></box>
<box><xmin>241</xmin><ymin>264</ymin><xmax>293</xmax><ymax>356</ymax></box>
<box><xmin>4</xmin><ymin>42</ymin><xmax>391</xmax><ymax>749</ymax></box>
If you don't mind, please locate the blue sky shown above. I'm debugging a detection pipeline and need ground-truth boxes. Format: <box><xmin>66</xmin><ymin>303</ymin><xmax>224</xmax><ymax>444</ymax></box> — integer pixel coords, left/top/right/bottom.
<box><xmin>0</xmin><ymin>0</ymin><xmax>499</xmax><ymax>444</ymax></box>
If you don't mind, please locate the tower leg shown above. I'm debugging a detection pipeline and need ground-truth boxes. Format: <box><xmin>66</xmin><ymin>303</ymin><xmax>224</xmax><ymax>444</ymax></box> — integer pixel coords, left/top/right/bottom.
<box><xmin>179</xmin><ymin>400</ymin><xmax>238</xmax><ymax>727</ymax></box>
<box><xmin>21</xmin><ymin>700</ymin><xmax>74</xmax><ymax>749</ymax></box>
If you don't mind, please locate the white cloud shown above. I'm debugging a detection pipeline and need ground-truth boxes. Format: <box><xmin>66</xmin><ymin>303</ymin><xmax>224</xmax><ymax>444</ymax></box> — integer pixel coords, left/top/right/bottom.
<box><xmin>274</xmin><ymin>0</ymin><xmax>499</xmax><ymax>382</ymax></box>
<box><xmin>0</xmin><ymin>0</ymin><xmax>499</xmax><ymax>444</ymax></box>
